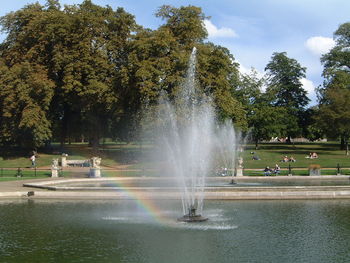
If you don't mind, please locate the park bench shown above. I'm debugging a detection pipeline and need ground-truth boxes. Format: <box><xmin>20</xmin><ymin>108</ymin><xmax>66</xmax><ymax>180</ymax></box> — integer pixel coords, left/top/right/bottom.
<box><xmin>65</xmin><ymin>159</ymin><xmax>90</xmax><ymax>167</ymax></box>
<box><xmin>60</xmin><ymin>154</ymin><xmax>90</xmax><ymax>167</ymax></box>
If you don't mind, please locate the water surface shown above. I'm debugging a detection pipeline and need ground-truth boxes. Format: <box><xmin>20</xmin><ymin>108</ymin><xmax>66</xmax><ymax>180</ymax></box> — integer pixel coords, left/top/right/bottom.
<box><xmin>0</xmin><ymin>199</ymin><xmax>349</xmax><ymax>263</ymax></box>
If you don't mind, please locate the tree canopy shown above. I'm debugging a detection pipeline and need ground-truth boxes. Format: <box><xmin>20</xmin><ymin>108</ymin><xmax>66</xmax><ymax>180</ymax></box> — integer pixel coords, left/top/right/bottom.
<box><xmin>1</xmin><ymin>1</ymin><xmax>348</xmax><ymax>150</ymax></box>
<box><xmin>0</xmin><ymin>1</ymin><xmax>246</xmax><ymax>149</ymax></box>
<box><xmin>318</xmin><ymin>22</ymin><xmax>350</xmax><ymax>153</ymax></box>
<box><xmin>264</xmin><ymin>52</ymin><xmax>309</xmax><ymax>141</ymax></box>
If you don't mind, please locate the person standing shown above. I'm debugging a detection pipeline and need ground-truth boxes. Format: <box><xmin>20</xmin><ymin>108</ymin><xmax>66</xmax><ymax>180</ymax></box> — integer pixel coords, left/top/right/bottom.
<box><xmin>30</xmin><ymin>154</ymin><xmax>36</xmax><ymax>167</ymax></box>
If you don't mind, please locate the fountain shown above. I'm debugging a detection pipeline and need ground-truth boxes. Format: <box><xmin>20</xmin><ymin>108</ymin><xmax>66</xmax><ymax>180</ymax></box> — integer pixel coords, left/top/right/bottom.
<box><xmin>154</xmin><ymin>47</ymin><xmax>241</xmax><ymax>222</ymax></box>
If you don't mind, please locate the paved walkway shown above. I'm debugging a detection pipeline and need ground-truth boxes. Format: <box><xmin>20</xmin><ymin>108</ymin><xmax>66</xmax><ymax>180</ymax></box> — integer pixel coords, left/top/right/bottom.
<box><xmin>0</xmin><ymin>177</ymin><xmax>59</xmax><ymax>198</ymax></box>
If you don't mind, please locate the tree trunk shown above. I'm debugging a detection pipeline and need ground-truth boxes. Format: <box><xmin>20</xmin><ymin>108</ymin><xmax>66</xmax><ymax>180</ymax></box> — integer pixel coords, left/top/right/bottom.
<box><xmin>60</xmin><ymin>105</ymin><xmax>71</xmax><ymax>148</ymax></box>
<box><xmin>340</xmin><ymin>136</ymin><xmax>345</xmax><ymax>150</ymax></box>
<box><xmin>60</xmin><ymin>114</ymin><xmax>67</xmax><ymax>148</ymax></box>
<box><xmin>89</xmin><ymin>113</ymin><xmax>101</xmax><ymax>155</ymax></box>
<box><xmin>91</xmin><ymin>135</ymin><xmax>99</xmax><ymax>154</ymax></box>
<box><xmin>255</xmin><ymin>139</ymin><xmax>259</xmax><ymax>150</ymax></box>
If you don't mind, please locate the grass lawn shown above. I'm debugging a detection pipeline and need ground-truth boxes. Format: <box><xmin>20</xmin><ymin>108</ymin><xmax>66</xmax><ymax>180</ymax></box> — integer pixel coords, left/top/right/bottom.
<box><xmin>1</xmin><ymin>142</ymin><xmax>349</xmax><ymax>173</ymax></box>
<box><xmin>244</xmin><ymin>168</ymin><xmax>350</xmax><ymax>176</ymax></box>
<box><xmin>0</xmin><ymin>169</ymin><xmax>51</xmax><ymax>182</ymax></box>
<box><xmin>0</xmin><ymin>169</ymin><xmax>73</xmax><ymax>181</ymax></box>
<box><xmin>242</xmin><ymin>142</ymin><xmax>350</xmax><ymax>170</ymax></box>
<box><xmin>0</xmin><ymin>176</ymin><xmax>49</xmax><ymax>182</ymax></box>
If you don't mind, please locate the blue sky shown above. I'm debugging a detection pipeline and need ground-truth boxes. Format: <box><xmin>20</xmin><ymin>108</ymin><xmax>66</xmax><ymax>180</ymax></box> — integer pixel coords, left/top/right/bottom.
<box><xmin>1</xmin><ymin>0</ymin><xmax>350</xmax><ymax>105</ymax></box>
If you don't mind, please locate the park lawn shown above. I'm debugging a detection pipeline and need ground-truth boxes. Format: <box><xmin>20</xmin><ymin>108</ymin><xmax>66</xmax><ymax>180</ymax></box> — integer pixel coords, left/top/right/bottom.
<box><xmin>0</xmin><ymin>169</ymin><xmax>51</xmax><ymax>177</ymax></box>
<box><xmin>1</xmin><ymin>142</ymin><xmax>349</xmax><ymax>171</ymax></box>
<box><xmin>244</xmin><ymin>169</ymin><xmax>350</xmax><ymax>176</ymax></box>
<box><xmin>0</xmin><ymin>176</ymin><xmax>49</xmax><ymax>182</ymax></box>
<box><xmin>0</xmin><ymin>169</ymin><xmax>72</xmax><ymax>181</ymax></box>
<box><xmin>242</xmin><ymin>142</ymin><xmax>350</xmax><ymax>170</ymax></box>
<box><xmin>0</xmin><ymin>154</ymin><xmax>62</xmax><ymax>168</ymax></box>
<box><xmin>0</xmin><ymin>169</ymin><xmax>51</xmax><ymax>181</ymax></box>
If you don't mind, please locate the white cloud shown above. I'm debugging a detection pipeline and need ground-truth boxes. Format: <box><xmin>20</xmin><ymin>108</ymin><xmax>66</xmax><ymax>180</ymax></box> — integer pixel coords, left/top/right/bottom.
<box><xmin>305</xmin><ymin>36</ymin><xmax>335</xmax><ymax>56</ymax></box>
<box><xmin>238</xmin><ymin>62</ymin><xmax>251</xmax><ymax>75</ymax></box>
<box><xmin>237</xmin><ymin>61</ymin><xmax>267</xmax><ymax>91</ymax></box>
<box><xmin>204</xmin><ymin>19</ymin><xmax>238</xmax><ymax>38</ymax></box>
<box><xmin>301</xmin><ymin>78</ymin><xmax>315</xmax><ymax>95</ymax></box>
<box><xmin>301</xmin><ymin>77</ymin><xmax>318</xmax><ymax>106</ymax></box>
<box><xmin>238</xmin><ymin>64</ymin><xmax>264</xmax><ymax>79</ymax></box>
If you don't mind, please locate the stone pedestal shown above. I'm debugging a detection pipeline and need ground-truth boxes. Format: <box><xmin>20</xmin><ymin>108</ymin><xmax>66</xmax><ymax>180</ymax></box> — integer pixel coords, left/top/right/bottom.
<box><xmin>61</xmin><ymin>154</ymin><xmax>68</xmax><ymax>167</ymax></box>
<box><xmin>51</xmin><ymin>158</ymin><xmax>59</xmax><ymax>177</ymax></box>
<box><xmin>309</xmin><ymin>169</ymin><xmax>321</xmax><ymax>176</ymax></box>
<box><xmin>89</xmin><ymin>168</ymin><xmax>101</xmax><ymax>178</ymax></box>
<box><xmin>236</xmin><ymin>168</ymin><xmax>243</xmax><ymax>177</ymax></box>
<box><xmin>236</xmin><ymin>157</ymin><xmax>244</xmax><ymax>176</ymax></box>
<box><xmin>308</xmin><ymin>164</ymin><xmax>321</xmax><ymax>176</ymax></box>
<box><xmin>51</xmin><ymin>168</ymin><xmax>59</xmax><ymax>177</ymax></box>
<box><xmin>89</xmin><ymin>157</ymin><xmax>102</xmax><ymax>177</ymax></box>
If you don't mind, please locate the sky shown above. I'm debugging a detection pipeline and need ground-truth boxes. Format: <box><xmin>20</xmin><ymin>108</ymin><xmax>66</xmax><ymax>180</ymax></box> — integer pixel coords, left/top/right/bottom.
<box><xmin>1</xmin><ymin>0</ymin><xmax>350</xmax><ymax>106</ymax></box>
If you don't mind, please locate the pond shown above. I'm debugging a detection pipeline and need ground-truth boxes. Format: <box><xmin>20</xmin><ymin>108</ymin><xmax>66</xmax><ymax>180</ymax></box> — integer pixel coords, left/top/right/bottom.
<box><xmin>0</xmin><ymin>199</ymin><xmax>349</xmax><ymax>263</ymax></box>
<box><xmin>52</xmin><ymin>177</ymin><xmax>350</xmax><ymax>188</ymax></box>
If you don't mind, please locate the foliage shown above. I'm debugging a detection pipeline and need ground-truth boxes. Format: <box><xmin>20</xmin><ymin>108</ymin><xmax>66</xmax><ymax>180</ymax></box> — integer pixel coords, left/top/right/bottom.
<box><xmin>117</xmin><ymin>5</ymin><xmax>247</xmax><ymax>141</ymax></box>
<box><xmin>0</xmin><ymin>0</ymin><xmax>136</xmax><ymax>149</ymax></box>
<box><xmin>0</xmin><ymin>61</ymin><xmax>54</xmax><ymax>147</ymax></box>
<box><xmin>265</xmin><ymin>52</ymin><xmax>309</xmax><ymax>109</ymax></box>
<box><xmin>319</xmin><ymin>22</ymin><xmax>350</xmax><ymax>153</ymax></box>
<box><xmin>155</xmin><ymin>5</ymin><xmax>208</xmax><ymax>47</ymax></box>
<box><xmin>264</xmin><ymin>52</ymin><xmax>309</xmax><ymax>140</ymax></box>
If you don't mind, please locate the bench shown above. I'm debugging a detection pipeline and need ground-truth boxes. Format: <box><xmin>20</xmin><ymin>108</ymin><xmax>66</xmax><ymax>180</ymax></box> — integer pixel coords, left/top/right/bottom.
<box><xmin>63</xmin><ymin>159</ymin><xmax>90</xmax><ymax>167</ymax></box>
<box><xmin>66</xmin><ymin>160</ymin><xmax>89</xmax><ymax>167</ymax></box>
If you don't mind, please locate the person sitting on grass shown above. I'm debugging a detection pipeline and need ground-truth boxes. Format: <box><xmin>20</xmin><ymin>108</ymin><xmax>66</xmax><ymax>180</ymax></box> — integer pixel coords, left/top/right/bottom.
<box><xmin>264</xmin><ymin>166</ymin><xmax>272</xmax><ymax>176</ymax></box>
<box><xmin>282</xmin><ymin>156</ymin><xmax>289</xmax><ymax>162</ymax></box>
<box><xmin>274</xmin><ymin>164</ymin><xmax>281</xmax><ymax>175</ymax></box>
<box><xmin>252</xmin><ymin>155</ymin><xmax>260</xmax><ymax>160</ymax></box>
<box><xmin>311</xmin><ymin>152</ymin><xmax>318</xmax><ymax>159</ymax></box>
<box><xmin>289</xmin><ymin>156</ymin><xmax>296</xmax><ymax>162</ymax></box>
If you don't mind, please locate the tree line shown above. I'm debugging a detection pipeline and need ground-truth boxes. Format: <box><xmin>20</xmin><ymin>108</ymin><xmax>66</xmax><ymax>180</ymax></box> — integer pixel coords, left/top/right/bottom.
<box><xmin>0</xmin><ymin>0</ymin><xmax>349</xmax><ymax>153</ymax></box>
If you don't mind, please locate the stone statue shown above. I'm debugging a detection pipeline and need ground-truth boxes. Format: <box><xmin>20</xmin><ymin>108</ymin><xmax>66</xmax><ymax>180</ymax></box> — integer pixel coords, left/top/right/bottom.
<box><xmin>236</xmin><ymin>157</ymin><xmax>244</xmax><ymax>176</ymax></box>
<box><xmin>52</xmin><ymin>158</ymin><xmax>59</xmax><ymax>169</ymax></box>
<box><xmin>90</xmin><ymin>157</ymin><xmax>102</xmax><ymax>177</ymax></box>
<box><xmin>238</xmin><ymin>157</ymin><xmax>243</xmax><ymax>168</ymax></box>
<box><xmin>61</xmin><ymin>153</ymin><xmax>68</xmax><ymax>167</ymax></box>
<box><xmin>90</xmin><ymin>157</ymin><xmax>101</xmax><ymax>168</ymax></box>
<box><xmin>51</xmin><ymin>158</ymin><xmax>59</xmax><ymax>177</ymax></box>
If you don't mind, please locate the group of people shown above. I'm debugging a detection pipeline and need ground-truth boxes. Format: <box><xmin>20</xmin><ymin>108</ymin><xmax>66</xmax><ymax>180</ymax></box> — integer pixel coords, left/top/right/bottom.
<box><xmin>281</xmin><ymin>156</ymin><xmax>296</xmax><ymax>162</ymax></box>
<box><xmin>264</xmin><ymin>164</ymin><xmax>280</xmax><ymax>176</ymax></box>
<box><xmin>306</xmin><ymin>152</ymin><xmax>318</xmax><ymax>159</ymax></box>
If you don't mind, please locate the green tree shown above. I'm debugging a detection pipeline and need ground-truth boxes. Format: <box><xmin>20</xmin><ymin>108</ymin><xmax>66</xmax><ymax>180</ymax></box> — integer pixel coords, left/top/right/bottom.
<box><xmin>0</xmin><ymin>61</ymin><xmax>54</xmax><ymax>147</ymax></box>
<box><xmin>155</xmin><ymin>5</ymin><xmax>207</xmax><ymax>47</ymax></box>
<box><xmin>265</xmin><ymin>52</ymin><xmax>309</xmax><ymax>109</ymax></box>
<box><xmin>119</xmin><ymin>5</ymin><xmax>246</xmax><ymax>141</ymax></box>
<box><xmin>236</xmin><ymin>69</ymin><xmax>287</xmax><ymax>148</ymax></box>
<box><xmin>0</xmin><ymin>0</ymin><xmax>136</xmax><ymax>150</ymax></box>
<box><xmin>319</xmin><ymin>22</ymin><xmax>350</xmax><ymax>154</ymax></box>
<box><xmin>265</xmin><ymin>52</ymin><xmax>309</xmax><ymax>141</ymax></box>
<box><xmin>317</xmin><ymin>87</ymin><xmax>350</xmax><ymax>155</ymax></box>
<box><xmin>196</xmin><ymin>43</ymin><xmax>246</xmax><ymax>128</ymax></box>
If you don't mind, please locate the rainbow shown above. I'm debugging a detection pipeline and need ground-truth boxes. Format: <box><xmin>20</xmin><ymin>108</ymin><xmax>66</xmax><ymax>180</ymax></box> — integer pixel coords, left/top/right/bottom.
<box><xmin>103</xmin><ymin>176</ymin><xmax>178</xmax><ymax>225</ymax></box>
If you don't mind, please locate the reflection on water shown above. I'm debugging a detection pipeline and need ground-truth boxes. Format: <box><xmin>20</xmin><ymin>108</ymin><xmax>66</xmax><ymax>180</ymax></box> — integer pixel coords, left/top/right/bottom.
<box><xmin>102</xmin><ymin>207</ymin><xmax>238</xmax><ymax>231</ymax></box>
<box><xmin>0</xmin><ymin>199</ymin><xmax>349</xmax><ymax>263</ymax></box>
